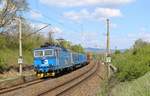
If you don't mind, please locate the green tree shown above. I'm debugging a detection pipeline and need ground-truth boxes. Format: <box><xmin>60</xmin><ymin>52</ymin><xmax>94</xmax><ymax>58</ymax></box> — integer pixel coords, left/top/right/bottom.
<box><xmin>0</xmin><ymin>0</ymin><xmax>28</xmax><ymax>33</ymax></box>
<box><xmin>71</xmin><ymin>44</ymin><xmax>85</xmax><ymax>53</ymax></box>
<box><xmin>58</xmin><ymin>39</ymin><xmax>72</xmax><ymax>49</ymax></box>
<box><xmin>114</xmin><ymin>50</ymin><xmax>121</xmax><ymax>54</ymax></box>
<box><xmin>133</xmin><ymin>39</ymin><xmax>148</xmax><ymax>49</ymax></box>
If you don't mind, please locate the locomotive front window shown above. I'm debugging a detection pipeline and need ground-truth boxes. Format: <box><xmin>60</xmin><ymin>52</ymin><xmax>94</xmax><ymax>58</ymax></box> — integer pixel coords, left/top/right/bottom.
<box><xmin>45</xmin><ymin>49</ymin><xmax>53</xmax><ymax>56</ymax></box>
<box><xmin>34</xmin><ymin>50</ymin><xmax>43</xmax><ymax>57</ymax></box>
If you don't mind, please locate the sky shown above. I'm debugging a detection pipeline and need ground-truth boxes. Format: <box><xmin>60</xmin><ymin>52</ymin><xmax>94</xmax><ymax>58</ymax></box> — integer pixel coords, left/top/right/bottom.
<box><xmin>23</xmin><ymin>0</ymin><xmax>150</xmax><ymax>49</ymax></box>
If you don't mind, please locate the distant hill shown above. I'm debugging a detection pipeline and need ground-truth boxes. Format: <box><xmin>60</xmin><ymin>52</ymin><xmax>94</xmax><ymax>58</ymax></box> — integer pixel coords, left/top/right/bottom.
<box><xmin>85</xmin><ymin>48</ymin><xmax>106</xmax><ymax>54</ymax></box>
<box><xmin>85</xmin><ymin>48</ymin><xmax>126</xmax><ymax>53</ymax></box>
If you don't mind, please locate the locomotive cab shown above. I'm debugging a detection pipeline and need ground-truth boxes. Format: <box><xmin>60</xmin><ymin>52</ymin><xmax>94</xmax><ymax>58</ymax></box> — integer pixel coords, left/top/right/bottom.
<box><xmin>33</xmin><ymin>48</ymin><xmax>56</xmax><ymax>77</ymax></box>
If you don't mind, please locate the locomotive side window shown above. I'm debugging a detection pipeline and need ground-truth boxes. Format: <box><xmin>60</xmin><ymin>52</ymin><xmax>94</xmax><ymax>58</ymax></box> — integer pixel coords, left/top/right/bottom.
<box><xmin>45</xmin><ymin>49</ymin><xmax>53</xmax><ymax>56</ymax></box>
<box><xmin>34</xmin><ymin>50</ymin><xmax>43</xmax><ymax>57</ymax></box>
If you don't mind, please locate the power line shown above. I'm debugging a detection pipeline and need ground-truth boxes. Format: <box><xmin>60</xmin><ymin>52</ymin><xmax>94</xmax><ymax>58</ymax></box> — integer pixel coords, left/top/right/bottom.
<box><xmin>22</xmin><ymin>9</ymin><xmax>87</xmax><ymax>43</ymax></box>
<box><xmin>22</xmin><ymin>24</ymin><xmax>51</xmax><ymax>40</ymax></box>
<box><xmin>29</xmin><ymin>9</ymin><xmax>80</xmax><ymax>32</ymax></box>
<box><xmin>22</xmin><ymin>18</ymin><xmax>64</xmax><ymax>39</ymax></box>
<box><xmin>25</xmin><ymin>18</ymin><xmax>51</xmax><ymax>25</ymax></box>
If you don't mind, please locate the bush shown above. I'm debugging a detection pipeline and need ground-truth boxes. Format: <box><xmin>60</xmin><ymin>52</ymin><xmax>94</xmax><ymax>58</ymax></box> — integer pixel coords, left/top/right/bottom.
<box><xmin>112</xmin><ymin>40</ymin><xmax>150</xmax><ymax>81</ymax></box>
<box><xmin>0</xmin><ymin>57</ymin><xmax>7</xmax><ymax>73</ymax></box>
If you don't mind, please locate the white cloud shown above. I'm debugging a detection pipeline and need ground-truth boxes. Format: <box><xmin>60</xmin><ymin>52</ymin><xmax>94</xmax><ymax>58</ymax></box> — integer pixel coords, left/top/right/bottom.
<box><xmin>63</xmin><ymin>9</ymin><xmax>90</xmax><ymax>21</ymax></box>
<box><xmin>63</xmin><ymin>8</ymin><xmax>122</xmax><ymax>21</ymax></box>
<box><xmin>39</xmin><ymin>0</ymin><xmax>134</xmax><ymax>7</ymax></box>
<box><xmin>92</xmin><ymin>8</ymin><xmax>122</xmax><ymax>19</ymax></box>
<box><xmin>138</xmin><ymin>27</ymin><xmax>150</xmax><ymax>42</ymax></box>
<box><xmin>58</xmin><ymin>31</ymin><xmax>103</xmax><ymax>48</ymax></box>
<box><xmin>126</xmin><ymin>27</ymin><xmax>150</xmax><ymax>42</ymax></box>
<box><xmin>50</xmin><ymin>26</ymin><xmax>63</xmax><ymax>34</ymax></box>
<box><xmin>30</xmin><ymin>10</ymin><xmax>43</xmax><ymax>19</ymax></box>
<box><xmin>82</xmin><ymin>32</ymin><xmax>100</xmax><ymax>47</ymax></box>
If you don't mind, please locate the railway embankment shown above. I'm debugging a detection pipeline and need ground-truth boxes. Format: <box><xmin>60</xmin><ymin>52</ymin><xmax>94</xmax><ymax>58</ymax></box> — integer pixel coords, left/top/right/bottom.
<box><xmin>0</xmin><ymin>72</ymin><xmax>37</xmax><ymax>90</ymax></box>
<box><xmin>59</xmin><ymin>61</ymin><xmax>107</xmax><ymax>96</ymax></box>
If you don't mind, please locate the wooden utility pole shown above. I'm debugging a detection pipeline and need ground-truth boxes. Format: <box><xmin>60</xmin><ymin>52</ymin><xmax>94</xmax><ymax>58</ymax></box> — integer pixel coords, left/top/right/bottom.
<box><xmin>19</xmin><ymin>17</ymin><xmax>23</xmax><ymax>76</ymax></box>
<box><xmin>106</xmin><ymin>18</ymin><xmax>110</xmax><ymax>96</ymax></box>
<box><xmin>105</xmin><ymin>18</ymin><xmax>111</xmax><ymax>78</ymax></box>
<box><xmin>106</xmin><ymin>19</ymin><xmax>110</xmax><ymax>56</ymax></box>
<box><xmin>15</xmin><ymin>17</ymin><xmax>23</xmax><ymax>76</ymax></box>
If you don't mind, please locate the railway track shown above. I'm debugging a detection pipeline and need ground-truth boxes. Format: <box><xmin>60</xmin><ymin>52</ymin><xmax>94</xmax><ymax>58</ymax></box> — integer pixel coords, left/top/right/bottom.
<box><xmin>39</xmin><ymin>61</ymin><xmax>98</xmax><ymax>96</ymax></box>
<box><xmin>0</xmin><ymin>61</ymin><xmax>98</xmax><ymax>96</ymax></box>
<box><xmin>0</xmin><ymin>79</ymin><xmax>44</xmax><ymax>94</ymax></box>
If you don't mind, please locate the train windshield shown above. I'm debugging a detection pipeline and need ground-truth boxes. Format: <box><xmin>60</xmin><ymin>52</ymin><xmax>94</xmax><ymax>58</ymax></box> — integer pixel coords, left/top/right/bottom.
<box><xmin>34</xmin><ymin>50</ymin><xmax>43</xmax><ymax>57</ymax></box>
<box><xmin>44</xmin><ymin>49</ymin><xmax>53</xmax><ymax>56</ymax></box>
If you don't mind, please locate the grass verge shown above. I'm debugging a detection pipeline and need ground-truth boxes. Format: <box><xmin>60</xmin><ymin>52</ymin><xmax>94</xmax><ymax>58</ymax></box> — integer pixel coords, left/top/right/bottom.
<box><xmin>110</xmin><ymin>72</ymin><xmax>150</xmax><ymax>96</ymax></box>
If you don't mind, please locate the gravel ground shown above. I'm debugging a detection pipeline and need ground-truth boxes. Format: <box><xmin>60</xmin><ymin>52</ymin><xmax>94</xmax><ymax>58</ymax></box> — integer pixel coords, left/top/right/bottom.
<box><xmin>0</xmin><ymin>70</ymin><xmax>35</xmax><ymax>80</ymax></box>
<box><xmin>58</xmin><ymin>62</ymin><xmax>107</xmax><ymax>96</ymax></box>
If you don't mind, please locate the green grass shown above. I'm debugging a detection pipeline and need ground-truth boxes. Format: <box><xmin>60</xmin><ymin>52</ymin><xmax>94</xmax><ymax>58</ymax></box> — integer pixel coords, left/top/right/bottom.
<box><xmin>111</xmin><ymin>72</ymin><xmax>150</xmax><ymax>96</ymax></box>
<box><xmin>96</xmin><ymin>81</ymin><xmax>109</xmax><ymax>96</ymax></box>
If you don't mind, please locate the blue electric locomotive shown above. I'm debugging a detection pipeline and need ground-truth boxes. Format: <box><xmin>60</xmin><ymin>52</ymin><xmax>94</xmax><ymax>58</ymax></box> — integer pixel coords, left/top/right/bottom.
<box><xmin>33</xmin><ymin>45</ymin><xmax>88</xmax><ymax>78</ymax></box>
